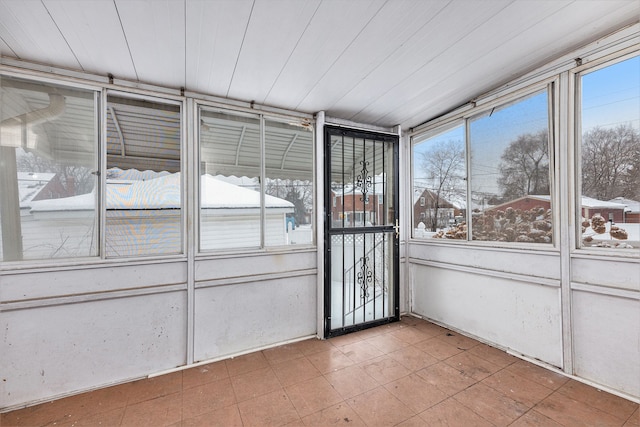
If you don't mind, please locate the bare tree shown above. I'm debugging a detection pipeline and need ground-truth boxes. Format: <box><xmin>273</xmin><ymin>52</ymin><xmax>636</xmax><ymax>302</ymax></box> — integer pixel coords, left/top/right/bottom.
<box><xmin>418</xmin><ymin>140</ymin><xmax>465</xmax><ymax>231</ymax></box>
<box><xmin>497</xmin><ymin>130</ymin><xmax>549</xmax><ymax>198</ymax></box>
<box><xmin>265</xmin><ymin>178</ymin><xmax>313</xmax><ymax>225</ymax></box>
<box><xmin>16</xmin><ymin>149</ymin><xmax>95</xmax><ymax>195</ymax></box>
<box><xmin>582</xmin><ymin>124</ymin><xmax>640</xmax><ymax>200</ymax></box>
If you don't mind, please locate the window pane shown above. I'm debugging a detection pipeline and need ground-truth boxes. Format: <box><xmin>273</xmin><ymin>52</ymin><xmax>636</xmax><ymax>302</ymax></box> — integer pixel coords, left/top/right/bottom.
<box><xmin>0</xmin><ymin>76</ymin><xmax>98</xmax><ymax>261</ymax></box>
<box><xmin>199</xmin><ymin>110</ymin><xmax>261</xmax><ymax>250</ymax></box>
<box><xmin>412</xmin><ymin>124</ymin><xmax>466</xmax><ymax>239</ymax></box>
<box><xmin>469</xmin><ymin>90</ymin><xmax>553</xmax><ymax>244</ymax></box>
<box><xmin>329</xmin><ymin>133</ymin><xmax>395</xmax><ymax>230</ymax></box>
<box><xmin>580</xmin><ymin>56</ymin><xmax>640</xmax><ymax>249</ymax></box>
<box><xmin>105</xmin><ymin>96</ymin><xmax>182</xmax><ymax>257</ymax></box>
<box><xmin>264</xmin><ymin>119</ymin><xmax>314</xmax><ymax>246</ymax></box>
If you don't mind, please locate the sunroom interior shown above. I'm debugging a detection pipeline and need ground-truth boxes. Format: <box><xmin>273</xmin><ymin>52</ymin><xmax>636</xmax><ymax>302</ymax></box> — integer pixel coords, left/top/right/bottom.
<box><xmin>1</xmin><ymin>0</ymin><xmax>639</xmax><ymax>418</ymax></box>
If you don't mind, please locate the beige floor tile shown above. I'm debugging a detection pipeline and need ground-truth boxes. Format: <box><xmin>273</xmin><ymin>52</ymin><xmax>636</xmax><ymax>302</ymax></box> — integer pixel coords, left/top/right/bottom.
<box><xmin>182</xmin><ymin>377</ymin><xmax>237</xmax><ymax>420</ymax></box>
<box><xmin>509</xmin><ymin>409</ymin><xmax>564</xmax><ymax>426</ymax></box>
<box><xmin>416</xmin><ymin>362</ymin><xmax>477</xmax><ymax>396</ymax></box>
<box><xmin>387</xmin><ymin>344</ymin><xmax>439</xmax><ymax>372</ymax></box>
<box><xmin>225</xmin><ymin>351</ymin><xmax>270</xmax><ymax>377</ymax></box>
<box><xmin>301</xmin><ymin>402</ymin><xmax>366</xmax><ymax>426</ymax></box>
<box><xmin>444</xmin><ymin>351</ymin><xmax>502</xmax><ymax>381</ymax></box>
<box><xmin>182</xmin><ymin>361</ymin><xmax>229</xmax><ymax>390</ymax></box>
<box><xmin>230</xmin><ymin>366</ymin><xmax>282</xmax><ymax>402</ymax></box>
<box><xmin>418</xmin><ymin>397</ymin><xmax>494</xmax><ymax>427</ymax></box>
<box><xmin>413</xmin><ymin>336</ymin><xmax>464</xmax><ymax>360</ymax></box>
<box><xmin>125</xmin><ymin>372</ymin><xmax>182</xmax><ymax>406</ymax></box>
<box><xmin>482</xmin><ymin>368</ymin><xmax>555</xmax><ymax>407</ymax></box>
<box><xmin>435</xmin><ymin>332</ymin><xmax>480</xmax><ymax>350</ymax></box>
<box><xmin>3</xmin><ymin>318</ymin><xmax>638</xmax><ymax>427</ymax></box>
<box><xmin>324</xmin><ymin>364</ymin><xmax>380</xmax><ymax>399</ymax></box>
<box><xmin>51</xmin><ymin>407</ymin><xmax>126</xmax><ymax>427</ymax></box>
<box><xmin>306</xmin><ymin>347</ymin><xmax>354</xmax><ymax>374</ymax></box>
<box><xmin>506</xmin><ymin>360</ymin><xmax>569</xmax><ymax>390</ymax></box>
<box><xmin>454</xmin><ymin>383</ymin><xmax>529</xmax><ymax>426</ymax></box>
<box><xmin>328</xmin><ymin>332</ymin><xmax>366</xmax><ymax>347</ymax></box>
<box><xmin>467</xmin><ymin>342</ymin><xmax>518</xmax><ymax>367</ymax></box>
<box><xmin>395</xmin><ymin>415</ymin><xmax>432</xmax><ymax>426</ymax></box>
<box><xmin>365</xmin><ymin>333</ymin><xmax>409</xmax><ymax>353</ymax></box>
<box><xmin>181</xmin><ymin>404</ymin><xmax>243</xmax><ymax>427</ymax></box>
<box><xmin>237</xmin><ymin>390</ymin><xmax>300</xmax><ymax>427</ymax></box>
<box><xmin>359</xmin><ymin>355</ymin><xmax>412</xmax><ymax>385</ymax></box>
<box><xmin>289</xmin><ymin>338</ymin><xmax>335</xmax><ymax>356</ymax></box>
<box><xmin>272</xmin><ymin>356</ymin><xmax>322</xmax><ymax>387</ymax></box>
<box><xmin>413</xmin><ymin>321</ymin><xmax>448</xmax><ymax>338</ymax></box>
<box><xmin>556</xmin><ymin>379</ymin><xmax>638</xmax><ymax>421</ymax></box>
<box><xmin>347</xmin><ymin>386</ymin><xmax>414</xmax><ymax>426</ymax></box>
<box><xmin>285</xmin><ymin>376</ymin><xmax>344</xmax><ymax>417</ymax></box>
<box><xmin>120</xmin><ymin>392</ymin><xmax>182</xmax><ymax>427</ymax></box>
<box><xmin>262</xmin><ymin>344</ymin><xmax>305</xmax><ymax>365</ymax></box>
<box><xmin>625</xmin><ymin>407</ymin><xmax>639</xmax><ymax>426</ymax></box>
<box><xmin>337</xmin><ymin>339</ymin><xmax>385</xmax><ymax>364</ymax></box>
<box><xmin>389</xmin><ymin>325</ymin><xmax>432</xmax><ymax>344</ymax></box>
<box><xmin>535</xmin><ymin>391</ymin><xmax>624</xmax><ymax>427</ymax></box>
<box><xmin>384</xmin><ymin>373</ymin><xmax>448</xmax><ymax>413</ymax></box>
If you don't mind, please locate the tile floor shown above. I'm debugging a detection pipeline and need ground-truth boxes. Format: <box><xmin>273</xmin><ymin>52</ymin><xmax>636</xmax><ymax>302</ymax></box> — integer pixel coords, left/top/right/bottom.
<box><xmin>2</xmin><ymin>316</ymin><xmax>638</xmax><ymax>426</ymax></box>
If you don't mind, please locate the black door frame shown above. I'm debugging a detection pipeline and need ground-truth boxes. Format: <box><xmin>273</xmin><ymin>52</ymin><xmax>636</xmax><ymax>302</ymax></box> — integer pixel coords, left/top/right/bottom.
<box><xmin>323</xmin><ymin>125</ymin><xmax>400</xmax><ymax>338</ymax></box>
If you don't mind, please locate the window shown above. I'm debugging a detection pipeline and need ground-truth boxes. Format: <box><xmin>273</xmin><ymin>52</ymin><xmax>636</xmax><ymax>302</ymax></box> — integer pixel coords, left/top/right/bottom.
<box><xmin>411</xmin><ymin>89</ymin><xmax>554</xmax><ymax>245</ymax></box>
<box><xmin>469</xmin><ymin>90</ymin><xmax>552</xmax><ymax>244</ymax></box>
<box><xmin>105</xmin><ymin>95</ymin><xmax>182</xmax><ymax>257</ymax></box>
<box><xmin>199</xmin><ymin>108</ymin><xmax>313</xmax><ymax>251</ymax></box>
<box><xmin>0</xmin><ymin>75</ymin><xmax>98</xmax><ymax>261</ymax></box>
<box><xmin>578</xmin><ymin>55</ymin><xmax>640</xmax><ymax>250</ymax></box>
<box><xmin>412</xmin><ymin>123</ymin><xmax>466</xmax><ymax>238</ymax></box>
<box><xmin>264</xmin><ymin>119</ymin><xmax>314</xmax><ymax>245</ymax></box>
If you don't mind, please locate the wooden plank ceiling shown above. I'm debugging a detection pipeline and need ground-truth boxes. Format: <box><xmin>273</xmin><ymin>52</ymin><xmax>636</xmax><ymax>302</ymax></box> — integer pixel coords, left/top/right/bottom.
<box><xmin>1</xmin><ymin>0</ymin><xmax>638</xmax><ymax>130</ymax></box>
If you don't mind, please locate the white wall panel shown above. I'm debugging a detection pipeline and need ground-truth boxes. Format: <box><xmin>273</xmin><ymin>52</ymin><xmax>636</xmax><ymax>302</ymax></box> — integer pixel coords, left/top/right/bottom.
<box><xmin>195</xmin><ymin>250</ymin><xmax>316</xmax><ymax>283</ymax></box>
<box><xmin>0</xmin><ymin>291</ymin><xmax>187</xmax><ymax>409</ymax></box>
<box><xmin>193</xmin><ymin>274</ymin><xmax>316</xmax><ymax>362</ymax></box>
<box><xmin>409</xmin><ymin>243</ymin><xmax>561</xmax><ymax>280</ymax></box>
<box><xmin>411</xmin><ymin>263</ymin><xmax>562</xmax><ymax>367</ymax></box>
<box><xmin>1</xmin><ymin>261</ymin><xmax>187</xmax><ymax>302</ymax></box>
<box><xmin>572</xmin><ymin>289</ymin><xmax>640</xmax><ymax>398</ymax></box>
<box><xmin>571</xmin><ymin>257</ymin><xmax>640</xmax><ymax>291</ymax></box>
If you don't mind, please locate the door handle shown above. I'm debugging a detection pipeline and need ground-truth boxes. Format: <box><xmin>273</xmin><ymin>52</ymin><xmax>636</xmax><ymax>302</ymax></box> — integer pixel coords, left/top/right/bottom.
<box><xmin>394</xmin><ymin>219</ymin><xmax>400</xmax><ymax>239</ymax></box>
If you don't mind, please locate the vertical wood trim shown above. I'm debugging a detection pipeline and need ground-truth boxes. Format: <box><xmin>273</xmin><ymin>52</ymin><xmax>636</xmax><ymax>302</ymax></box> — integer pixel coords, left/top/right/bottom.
<box><xmin>315</xmin><ymin>111</ymin><xmax>325</xmax><ymax>338</ymax></box>
<box><xmin>186</xmin><ymin>98</ymin><xmax>195</xmax><ymax>365</ymax></box>
<box><xmin>559</xmin><ymin>70</ymin><xmax>574</xmax><ymax>374</ymax></box>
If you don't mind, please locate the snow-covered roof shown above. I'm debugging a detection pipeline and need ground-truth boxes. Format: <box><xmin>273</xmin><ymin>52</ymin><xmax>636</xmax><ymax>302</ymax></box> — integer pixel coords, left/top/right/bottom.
<box><xmin>580</xmin><ymin>196</ymin><xmax>627</xmax><ymax>209</ymax></box>
<box><xmin>29</xmin><ymin>171</ymin><xmax>293</xmax><ymax>211</ymax></box>
<box><xmin>201</xmin><ymin>175</ymin><xmax>293</xmax><ymax>209</ymax></box>
<box><xmin>490</xmin><ymin>195</ymin><xmax>628</xmax><ymax>210</ymax></box>
<box><xmin>17</xmin><ymin>172</ymin><xmax>56</xmax><ymax>208</ymax></box>
<box><xmin>412</xmin><ymin>187</ymin><xmax>467</xmax><ymax>210</ymax></box>
<box><xmin>608</xmin><ymin>197</ymin><xmax>640</xmax><ymax>213</ymax></box>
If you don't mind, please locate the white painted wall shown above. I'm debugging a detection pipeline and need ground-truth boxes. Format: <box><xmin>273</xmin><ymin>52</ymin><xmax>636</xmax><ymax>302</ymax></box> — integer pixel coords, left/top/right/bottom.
<box><xmin>570</xmin><ymin>257</ymin><xmax>640</xmax><ymax>398</ymax></box>
<box><xmin>409</xmin><ymin>244</ymin><xmax>563</xmax><ymax>367</ymax></box>
<box><xmin>0</xmin><ymin>249</ymin><xmax>318</xmax><ymax>410</ymax></box>
<box><xmin>193</xmin><ymin>250</ymin><xmax>318</xmax><ymax>361</ymax></box>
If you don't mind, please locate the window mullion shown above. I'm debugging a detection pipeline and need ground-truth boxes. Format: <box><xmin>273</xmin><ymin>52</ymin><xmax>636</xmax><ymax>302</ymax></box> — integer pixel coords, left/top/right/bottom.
<box><xmin>260</xmin><ymin>115</ymin><xmax>266</xmax><ymax>249</ymax></box>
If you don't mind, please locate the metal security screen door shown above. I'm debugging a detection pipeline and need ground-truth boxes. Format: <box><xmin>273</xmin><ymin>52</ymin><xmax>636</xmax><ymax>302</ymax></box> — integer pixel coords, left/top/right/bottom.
<box><xmin>324</xmin><ymin>125</ymin><xmax>399</xmax><ymax>338</ymax></box>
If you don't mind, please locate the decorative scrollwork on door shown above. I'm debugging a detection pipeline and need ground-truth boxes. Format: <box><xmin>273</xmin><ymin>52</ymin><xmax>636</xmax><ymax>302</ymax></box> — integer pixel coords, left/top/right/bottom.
<box><xmin>355</xmin><ymin>160</ymin><xmax>372</xmax><ymax>204</ymax></box>
<box><xmin>357</xmin><ymin>255</ymin><xmax>373</xmax><ymax>300</ymax></box>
